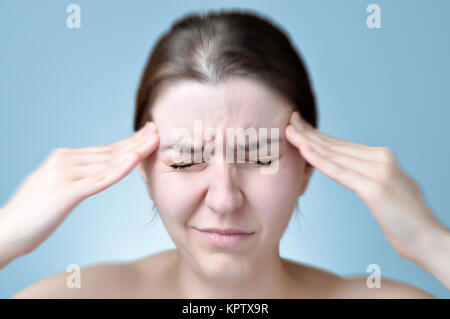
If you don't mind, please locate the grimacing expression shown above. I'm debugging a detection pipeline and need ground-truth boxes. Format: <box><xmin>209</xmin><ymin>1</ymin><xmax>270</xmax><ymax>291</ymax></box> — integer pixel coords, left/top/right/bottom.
<box><xmin>138</xmin><ymin>76</ymin><xmax>313</xmax><ymax>280</ymax></box>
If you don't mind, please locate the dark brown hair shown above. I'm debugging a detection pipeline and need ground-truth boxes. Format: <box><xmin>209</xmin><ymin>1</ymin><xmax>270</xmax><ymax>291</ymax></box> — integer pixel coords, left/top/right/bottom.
<box><xmin>133</xmin><ymin>9</ymin><xmax>318</xmax><ymax>132</ymax></box>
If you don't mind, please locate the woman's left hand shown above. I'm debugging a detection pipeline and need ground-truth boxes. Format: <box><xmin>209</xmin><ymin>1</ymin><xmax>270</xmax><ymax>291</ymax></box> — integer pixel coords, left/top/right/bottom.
<box><xmin>285</xmin><ymin>111</ymin><xmax>444</xmax><ymax>261</ymax></box>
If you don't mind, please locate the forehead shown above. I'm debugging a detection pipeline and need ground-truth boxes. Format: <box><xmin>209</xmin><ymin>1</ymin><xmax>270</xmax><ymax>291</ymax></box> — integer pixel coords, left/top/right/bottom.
<box><xmin>150</xmin><ymin>76</ymin><xmax>293</xmax><ymax>140</ymax></box>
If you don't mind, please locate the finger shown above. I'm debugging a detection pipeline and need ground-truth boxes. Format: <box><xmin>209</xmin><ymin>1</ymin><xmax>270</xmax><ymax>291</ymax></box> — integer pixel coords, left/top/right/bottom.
<box><xmin>288</xmin><ymin>111</ymin><xmax>339</xmax><ymax>144</ymax></box>
<box><xmin>286</xmin><ymin>124</ymin><xmax>386</xmax><ymax>176</ymax></box>
<box><xmin>300</xmin><ymin>136</ymin><xmax>385</xmax><ymax>178</ymax></box>
<box><xmin>289</xmin><ymin>111</ymin><xmax>362</xmax><ymax>147</ymax></box>
<box><xmin>113</xmin><ymin>122</ymin><xmax>157</xmax><ymax>150</ymax></box>
<box><xmin>117</xmin><ymin>131</ymin><xmax>160</xmax><ymax>162</ymax></box>
<box><xmin>61</xmin><ymin>123</ymin><xmax>157</xmax><ymax>165</ymax></box>
<box><xmin>299</xmin><ymin>142</ymin><xmax>374</xmax><ymax>194</ymax></box>
<box><xmin>70</xmin><ymin>152</ymin><xmax>140</xmax><ymax>198</ymax></box>
<box><xmin>288</xmin><ymin>112</ymin><xmax>384</xmax><ymax>161</ymax></box>
<box><xmin>70</xmin><ymin>122</ymin><xmax>155</xmax><ymax>154</ymax></box>
<box><xmin>111</xmin><ymin>128</ymin><xmax>153</xmax><ymax>156</ymax></box>
<box><xmin>56</xmin><ymin>133</ymin><xmax>147</xmax><ymax>166</ymax></box>
<box><xmin>67</xmin><ymin>132</ymin><xmax>159</xmax><ymax>180</ymax></box>
<box><xmin>297</xmin><ymin>128</ymin><xmax>388</xmax><ymax>163</ymax></box>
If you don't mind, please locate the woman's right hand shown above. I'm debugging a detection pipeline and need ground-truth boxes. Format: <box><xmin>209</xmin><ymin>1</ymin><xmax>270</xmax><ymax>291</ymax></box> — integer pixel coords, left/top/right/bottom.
<box><xmin>0</xmin><ymin>122</ymin><xmax>159</xmax><ymax>268</ymax></box>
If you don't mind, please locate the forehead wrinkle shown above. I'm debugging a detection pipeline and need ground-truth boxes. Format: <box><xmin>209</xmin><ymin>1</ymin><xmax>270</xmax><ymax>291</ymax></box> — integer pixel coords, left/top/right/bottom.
<box><xmin>152</xmin><ymin>77</ymin><xmax>293</xmax><ymax>153</ymax></box>
<box><xmin>157</xmin><ymin>138</ymin><xmax>284</xmax><ymax>155</ymax></box>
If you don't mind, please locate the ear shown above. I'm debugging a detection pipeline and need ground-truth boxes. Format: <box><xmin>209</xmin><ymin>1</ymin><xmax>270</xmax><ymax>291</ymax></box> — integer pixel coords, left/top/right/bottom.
<box><xmin>299</xmin><ymin>162</ymin><xmax>314</xmax><ymax>197</ymax></box>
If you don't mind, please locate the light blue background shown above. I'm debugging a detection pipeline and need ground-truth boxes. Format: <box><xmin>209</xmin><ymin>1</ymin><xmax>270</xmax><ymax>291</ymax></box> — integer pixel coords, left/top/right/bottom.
<box><xmin>1</xmin><ymin>0</ymin><xmax>449</xmax><ymax>298</ymax></box>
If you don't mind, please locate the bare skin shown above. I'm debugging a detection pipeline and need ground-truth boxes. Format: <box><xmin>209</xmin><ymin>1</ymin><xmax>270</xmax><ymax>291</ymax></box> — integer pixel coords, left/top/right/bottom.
<box><xmin>1</xmin><ymin>77</ymin><xmax>444</xmax><ymax>299</ymax></box>
<box><xmin>11</xmin><ymin>249</ymin><xmax>436</xmax><ymax>298</ymax></box>
<box><xmin>0</xmin><ymin>121</ymin><xmax>160</xmax><ymax>270</ymax></box>
<box><xmin>1</xmin><ymin>112</ymin><xmax>441</xmax><ymax>298</ymax></box>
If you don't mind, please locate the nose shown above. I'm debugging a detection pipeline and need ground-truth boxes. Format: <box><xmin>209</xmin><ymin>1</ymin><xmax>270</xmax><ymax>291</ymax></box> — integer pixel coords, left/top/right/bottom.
<box><xmin>204</xmin><ymin>162</ymin><xmax>244</xmax><ymax>216</ymax></box>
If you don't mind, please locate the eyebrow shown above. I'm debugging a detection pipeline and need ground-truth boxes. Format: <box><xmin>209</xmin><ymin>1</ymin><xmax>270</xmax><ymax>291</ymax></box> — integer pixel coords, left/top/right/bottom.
<box><xmin>158</xmin><ymin>142</ymin><xmax>203</xmax><ymax>153</ymax></box>
<box><xmin>237</xmin><ymin>137</ymin><xmax>283</xmax><ymax>152</ymax></box>
<box><xmin>158</xmin><ymin>137</ymin><xmax>283</xmax><ymax>153</ymax></box>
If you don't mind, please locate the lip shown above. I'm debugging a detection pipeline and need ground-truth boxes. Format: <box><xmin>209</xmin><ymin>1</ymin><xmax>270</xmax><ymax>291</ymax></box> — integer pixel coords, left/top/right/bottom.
<box><xmin>194</xmin><ymin>227</ymin><xmax>255</xmax><ymax>248</ymax></box>
<box><xmin>197</xmin><ymin>227</ymin><xmax>254</xmax><ymax>235</ymax></box>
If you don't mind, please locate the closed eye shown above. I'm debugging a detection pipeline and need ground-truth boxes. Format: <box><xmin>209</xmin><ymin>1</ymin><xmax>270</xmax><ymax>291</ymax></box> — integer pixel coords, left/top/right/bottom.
<box><xmin>170</xmin><ymin>163</ymin><xmax>196</xmax><ymax>170</ymax></box>
<box><xmin>169</xmin><ymin>159</ymin><xmax>274</xmax><ymax>170</ymax></box>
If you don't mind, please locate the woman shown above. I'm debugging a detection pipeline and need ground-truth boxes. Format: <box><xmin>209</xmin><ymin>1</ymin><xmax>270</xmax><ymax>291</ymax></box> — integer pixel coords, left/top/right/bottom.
<box><xmin>2</xmin><ymin>10</ymin><xmax>448</xmax><ymax>298</ymax></box>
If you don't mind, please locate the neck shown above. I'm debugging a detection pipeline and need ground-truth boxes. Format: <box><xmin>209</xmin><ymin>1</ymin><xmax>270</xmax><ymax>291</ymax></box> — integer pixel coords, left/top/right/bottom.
<box><xmin>174</xmin><ymin>247</ymin><xmax>295</xmax><ymax>298</ymax></box>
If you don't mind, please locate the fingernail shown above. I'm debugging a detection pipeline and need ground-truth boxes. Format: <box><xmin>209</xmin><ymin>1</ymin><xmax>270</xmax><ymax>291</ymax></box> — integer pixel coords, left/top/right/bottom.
<box><xmin>292</xmin><ymin>111</ymin><xmax>301</xmax><ymax>122</ymax></box>
<box><xmin>286</xmin><ymin>125</ymin><xmax>296</xmax><ymax>134</ymax></box>
<box><xmin>147</xmin><ymin>134</ymin><xmax>157</xmax><ymax>144</ymax></box>
<box><xmin>145</xmin><ymin>122</ymin><xmax>156</xmax><ymax>136</ymax></box>
<box><xmin>141</xmin><ymin>122</ymin><xmax>150</xmax><ymax>133</ymax></box>
<box><xmin>149</xmin><ymin>122</ymin><xmax>157</xmax><ymax>133</ymax></box>
<box><xmin>122</xmin><ymin>153</ymin><xmax>136</xmax><ymax>163</ymax></box>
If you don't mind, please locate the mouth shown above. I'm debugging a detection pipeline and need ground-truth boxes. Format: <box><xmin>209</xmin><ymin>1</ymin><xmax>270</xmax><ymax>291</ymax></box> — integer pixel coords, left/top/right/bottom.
<box><xmin>193</xmin><ymin>227</ymin><xmax>255</xmax><ymax>248</ymax></box>
<box><xmin>197</xmin><ymin>227</ymin><xmax>254</xmax><ymax>235</ymax></box>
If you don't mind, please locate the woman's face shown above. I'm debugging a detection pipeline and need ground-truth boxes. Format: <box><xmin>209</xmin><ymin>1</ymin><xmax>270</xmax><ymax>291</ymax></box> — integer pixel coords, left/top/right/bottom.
<box><xmin>138</xmin><ymin>76</ymin><xmax>313</xmax><ymax>280</ymax></box>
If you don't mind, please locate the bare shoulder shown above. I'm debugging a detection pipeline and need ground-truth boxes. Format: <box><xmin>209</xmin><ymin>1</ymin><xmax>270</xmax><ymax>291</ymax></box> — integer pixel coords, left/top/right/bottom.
<box><xmin>130</xmin><ymin>248</ymin><xmax>179</xmax><ymax>297</ymax></box>
<box><xmin>281</xmin><ymin>257</ymin><xmax>437</xmax><ymax>299</ymax></box>
<box><xmin>281</xmin><ymin>257</ymin><xmax>344</xmax><ymax>298</ymax></box>
<box><xmin>10</xmin><ymin>249</ymin><xmax>176</xmax><ymax>299</ymax></box>
<box><xmin>336</xmin><ymin>275</ymin><xmax>437</xmax><ymax>299</ymax></box>
<box><xmin>11</xmin><ymin>259</ymin><xmax>142</xmax><ymax>299</ymax></box>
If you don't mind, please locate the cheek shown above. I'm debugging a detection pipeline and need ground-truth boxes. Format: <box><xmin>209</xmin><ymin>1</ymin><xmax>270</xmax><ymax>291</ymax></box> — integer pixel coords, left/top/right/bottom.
<box><xmin>246</xmin><ymin>150</ymin><xmax>304</xmax><ymax>239</ymax></box>
<box><xmin>143</xmin><ymin>146</ymin><xmax>305</xmax><ymax>238</ymax></box>
<box><xmin>144</xmin><ymin>154</ymin><xmax>199</xmax><ymax>225</ymax></box>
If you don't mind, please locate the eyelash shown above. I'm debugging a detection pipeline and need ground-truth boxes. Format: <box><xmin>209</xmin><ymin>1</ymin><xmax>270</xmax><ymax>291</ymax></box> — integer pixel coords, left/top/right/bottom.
<box><xmin>170</xmin><ymin>159</ymin><xmax>274</xmax><ymax>170</ymax></box>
